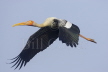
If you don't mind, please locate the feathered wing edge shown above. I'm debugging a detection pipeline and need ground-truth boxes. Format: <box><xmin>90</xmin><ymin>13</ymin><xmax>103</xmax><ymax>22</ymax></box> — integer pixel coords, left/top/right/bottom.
<box><xmin>59</xmin><ymin>24</ymin><xmax>80</xmax><ymax>47</ymax></box>
<box><xmin>9</xmin><ymin>27</ymin><xmax>59</xmax><ymax>69</ymax></box>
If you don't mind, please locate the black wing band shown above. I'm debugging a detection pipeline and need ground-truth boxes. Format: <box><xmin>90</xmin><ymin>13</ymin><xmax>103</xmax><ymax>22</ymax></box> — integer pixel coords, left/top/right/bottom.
<box><xmin>59</xmin><ymin>24</ymin><xmax>80</xmax><ymax>47</ymax></box>
<box><xmin>10</xmin><ymin>27</ymin><xmax>59</xmax><ymax>69</ymax></box>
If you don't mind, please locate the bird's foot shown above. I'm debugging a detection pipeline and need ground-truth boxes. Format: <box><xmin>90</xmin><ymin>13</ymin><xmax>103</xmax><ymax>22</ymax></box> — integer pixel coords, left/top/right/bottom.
<box><xmin>86</xmin><ymin>38</ymin><xmax>97</xmax><ymax>43</ymax></box>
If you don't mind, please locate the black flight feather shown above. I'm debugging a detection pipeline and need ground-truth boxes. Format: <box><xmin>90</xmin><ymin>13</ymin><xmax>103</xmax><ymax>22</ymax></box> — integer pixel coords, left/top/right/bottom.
<box><xmin>10</xmin><ymin>27</ymin><xmax>59</xmax><ymax>69</ymax></box>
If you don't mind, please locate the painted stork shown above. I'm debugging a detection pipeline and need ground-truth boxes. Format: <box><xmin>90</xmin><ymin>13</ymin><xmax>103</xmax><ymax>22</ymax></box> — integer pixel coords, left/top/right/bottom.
<box><xmin>10</xmin><ymin>17</ymin><xmax>96</xmax><ymax>69</ymax></box>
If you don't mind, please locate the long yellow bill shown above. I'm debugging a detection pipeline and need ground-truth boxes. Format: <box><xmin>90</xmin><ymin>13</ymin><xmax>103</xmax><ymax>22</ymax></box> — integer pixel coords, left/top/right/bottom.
<box><xmin>12</xmin><ymin>22</ymin><xmax>26</xmax><ymax>27</ymax></box>
<box><xmin>12</xmin><ymin>21</ymin><xmax>33</xmax><ymax>27</ymax></box>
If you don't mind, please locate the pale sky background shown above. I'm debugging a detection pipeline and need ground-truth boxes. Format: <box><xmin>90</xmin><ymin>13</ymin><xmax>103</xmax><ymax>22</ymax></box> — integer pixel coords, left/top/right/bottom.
<box><xmin>0</xmin><ymin>0</ymin><xmax>108</xmax><ymax>72</ymax></box>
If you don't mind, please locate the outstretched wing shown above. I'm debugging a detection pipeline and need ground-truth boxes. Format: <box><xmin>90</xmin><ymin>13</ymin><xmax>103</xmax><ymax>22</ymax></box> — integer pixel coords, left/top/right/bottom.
<box><xmin>59</xmin><ymin>22</ymin><xmax>80</xmax><ymax>47</ymax></box>
<box><xmin>10</xmin><ymin>27</ymin><xmax>59</xmax><ymax>69</ymax></box>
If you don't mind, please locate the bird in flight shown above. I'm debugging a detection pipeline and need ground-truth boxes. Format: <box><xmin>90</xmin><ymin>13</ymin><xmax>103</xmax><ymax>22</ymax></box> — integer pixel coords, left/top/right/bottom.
<box><xmin>10</xmin><ymin>17</ymin><xmax>96</xmax><ymax>69</ymax></box>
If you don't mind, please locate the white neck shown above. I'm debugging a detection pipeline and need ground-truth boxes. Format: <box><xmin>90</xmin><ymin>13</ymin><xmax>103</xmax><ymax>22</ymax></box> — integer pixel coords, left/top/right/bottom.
<box><xmin>33</xmin><ymin>22</ymin><xmax>45</xmax><ymax>28</ymax></box>
<box><xmin>33</xmin><ymin>17</ymin><xmax>57</xmax><ymax>28</ymax></box>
